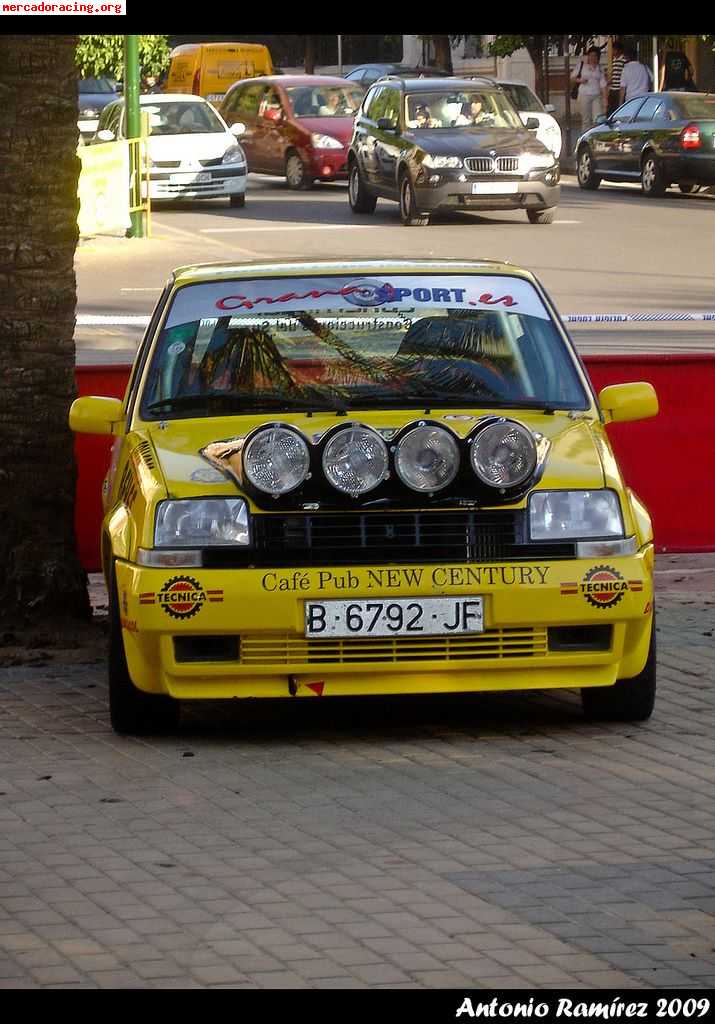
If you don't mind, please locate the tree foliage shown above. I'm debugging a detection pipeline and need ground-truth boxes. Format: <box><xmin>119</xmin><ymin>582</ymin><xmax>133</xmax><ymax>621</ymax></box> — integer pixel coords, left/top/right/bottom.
<box><xmin>76</xmin><ymin>35</ymin><xmax>171</xmax><ymax>80</ymax></box>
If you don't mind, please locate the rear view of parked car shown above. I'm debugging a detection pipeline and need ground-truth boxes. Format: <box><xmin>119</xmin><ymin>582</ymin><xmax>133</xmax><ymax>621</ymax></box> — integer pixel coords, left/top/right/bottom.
<box><xmin>348</xmin><ymin>77</ymin><xmax>560</xmax><ymax>225</ymax></box>
<box><xmin>220</xmin><ymin>75</ymin><xmax>363</xmax><ymax>189</ymax></box>
<box><xmin>576</xmin><ymin>91</ymin><xmax>715</xmax><ymax>196</ymax></box>
<box><xmin>92</xmin><ymin>94</ymin><xmax>248</xmax><ymax>206</ymax></box>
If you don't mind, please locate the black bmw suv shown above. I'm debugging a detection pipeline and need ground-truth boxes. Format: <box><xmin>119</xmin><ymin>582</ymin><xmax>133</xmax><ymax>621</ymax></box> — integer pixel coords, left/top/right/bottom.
<box><xmin>347</xmin><ymin>77</ymin><xmax>560</xmax><ymax>225</ymax></box>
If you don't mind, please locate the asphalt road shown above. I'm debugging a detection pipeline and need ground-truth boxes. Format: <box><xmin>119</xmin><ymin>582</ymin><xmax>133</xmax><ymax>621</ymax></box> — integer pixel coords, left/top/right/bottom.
<box><xmin>75</xmin><ymin>175</ymin><xmax>715</xmax><ymax>363</ymax></box>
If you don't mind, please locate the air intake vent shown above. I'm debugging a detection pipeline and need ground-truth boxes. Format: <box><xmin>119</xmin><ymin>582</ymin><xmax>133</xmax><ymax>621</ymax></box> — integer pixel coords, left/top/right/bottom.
<box><xmin>135</xmin><ymin>440</ymin><xmax>156</xmax><ymax>470</ymax></box>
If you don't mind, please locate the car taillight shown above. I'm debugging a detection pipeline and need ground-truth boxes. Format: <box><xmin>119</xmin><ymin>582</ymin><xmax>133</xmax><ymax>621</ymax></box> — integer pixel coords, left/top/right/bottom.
<box><xmin>192</xmin><ymin>69</ymin><xmax>201</xmax><ymax>95</ymax></box>
<box><xmin>680</xmin><ymin>123</ymin><xmax>701</xmax><ymax>149</ymax></box>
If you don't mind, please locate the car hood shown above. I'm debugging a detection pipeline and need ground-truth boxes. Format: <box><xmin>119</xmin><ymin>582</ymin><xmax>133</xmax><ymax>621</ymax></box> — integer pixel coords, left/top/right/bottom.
<box><xmin>404</xmin><ymin>127</ymin><xmax>552</xmax><ymax>158</ymax></box>
<box><xmin>293</xmin><ymin>117</ymin><xmax>354</xmax><ymax>145</ymax></box>
<box><xmin>147</xmin><ymin>132</ymin><xmax>235</xmax><ymax>162</ymax></box>
<box><xmin>77</xmin><ymin>93</ymin><xmax>116</xmax><ymax>112</ymax></box>
<box><xmin>144</xmin><ymin>411</ymin><xmax>606</xmax><ymax>499</ymax></box>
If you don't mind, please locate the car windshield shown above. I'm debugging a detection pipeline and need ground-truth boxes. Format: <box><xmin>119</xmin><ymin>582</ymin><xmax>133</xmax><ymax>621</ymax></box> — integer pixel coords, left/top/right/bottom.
<box><xmin>500</xmin><ymin>83</ymin><xmax>544</xmax><ymax>113</ymax></box>
<box><xmin>405</xmin><ymin>90</ymin><xmax>523</xmax><ymax>129</ymax></box>
<box><xmin>79</xmin><ymin>78</ymin><xmax>116</xmax><ymax>94</ymax></box>
<box><xmin>672</xmin><ymin>94</ymin><xmax>715</xmax><ymax>118</ymax></box>
<box><xmin>141</xmin><ymin>101</ymin><xmax>226</xmax><ymax>135</ymax></box>
<box><xmin>140</xmin><ymin>274</ymin><xmax>588</xmax><ymax>419</ymax></box>
<box><xmin>284</xmin><ymin>85</ymin><xmax>363</xmax><ymax>117</ymax></box>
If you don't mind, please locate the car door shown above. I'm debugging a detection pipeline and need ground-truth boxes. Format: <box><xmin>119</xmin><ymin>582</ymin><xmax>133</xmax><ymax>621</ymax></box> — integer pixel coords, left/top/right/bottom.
<box><xmin>230</xmin><ymin>83</ymin><xmax>264</xmax><ymax>170</ymax></box>
<box><xmin>597</xmin><ymin>97</ymin><xmax>646</xmax><ymax>174</ymax></box>
<box><xmin>621</xmin><ymin>95</ymin><xmax>663</xmax><ymax>173</ymax></box>
<box><xmin>255</xmin><ymin>86</ymin><xmax>287</xmax><ymax>174</ymax></box>
<box><xmin>372</xmin><ymin>86</ymin><xmax>402</xmax><ymax>195</ymax></box>
<box><xmin>354</xmin><ymin>85</ymin><xmax>385</xmax><ymax>189</ymax></box>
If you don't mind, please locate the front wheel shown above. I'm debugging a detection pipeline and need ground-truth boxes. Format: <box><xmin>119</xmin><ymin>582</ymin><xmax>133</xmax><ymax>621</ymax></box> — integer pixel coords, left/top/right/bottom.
<box><xmin>399</xmin><ymin>174</ymin><xmax>429</xmax><ymax>226</ymax></box>
<box><xmin>526</xmin><ymin>208</ymin><xmax>555</xmax><ymax>224</ymax></box>
<box><xmin>577</xmin><ymin>147</ymin><xmax>601</xmax><ymax>190</ymax></box>
<box><xmin>285</xmin><ymin>151</ymin><xmax>313</xmax><ymax>190</ymax></box>
<box><xmin>108</xmin><ymin>571</ymin><xmax>179</xmax><ymax>736</ymax></box>
<box><xmin>229</xmin><ymin>193</ymin><xmax>246</xmax><ymax>208</ymax></box>
<box><xmin>641</xmin><ymin>154</ymin><xmax>666</xmax><ymax>197</ymax></box>
<box><xmin>348</xmin><ymin>161</ymin><xmax>377</xmax><ymax>213</ymax></box>
<box><xmin>581</xmin><ymin>620</ymin><xmax>656</xmax><ymax>722</ymax></box>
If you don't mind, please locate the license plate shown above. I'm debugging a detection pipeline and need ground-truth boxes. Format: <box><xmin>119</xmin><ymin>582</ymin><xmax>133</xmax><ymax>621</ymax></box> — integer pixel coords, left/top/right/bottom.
<box><xmin>305</xmin><ymin>597</ymin><xmax>484</xmax><ymax>638</ymax></box>
<box><xmin>472</xmin><ymin>182</ymin><xmax>518</xmax><ymax>194</ymax></box>
<box><xmin>170</xmin><ymin>171</ymin><xmax>211</xmax><ymax>183</ymax></box>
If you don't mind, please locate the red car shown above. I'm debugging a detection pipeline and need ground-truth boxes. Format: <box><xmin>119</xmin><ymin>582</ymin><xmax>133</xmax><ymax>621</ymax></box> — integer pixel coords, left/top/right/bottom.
<box><xmin>219</xmin><ymin>75</ymin><xmax>364</xmax><ymax>189</ymax></box>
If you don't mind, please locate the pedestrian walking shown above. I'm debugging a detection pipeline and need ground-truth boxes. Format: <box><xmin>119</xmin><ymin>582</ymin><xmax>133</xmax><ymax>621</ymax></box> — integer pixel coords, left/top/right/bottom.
<box><xmin>659</xmin><ymin>47</ymin><xmax>697</xmax><ymax>92</ymax></box>
<box><xmin>607</xmin><ymin>39</ymin><xmax>627</xmax><ymax>115</ymax></box>
<box><xmin>571</xmin><ymin>46</ymin><xmax>608</xmax><ymax>133</ymax></box>
<box><xmin>619</xmin><ymin>48</ymin><xmax>653</xmax><ymax>104</ymax></box>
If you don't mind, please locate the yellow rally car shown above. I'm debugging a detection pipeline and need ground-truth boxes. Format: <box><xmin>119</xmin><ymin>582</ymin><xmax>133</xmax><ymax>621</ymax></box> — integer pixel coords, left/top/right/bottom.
<box><xmin>70</xmin><ymin>259</ymin><xmax>658</xmax><ymax>734</ymax></box>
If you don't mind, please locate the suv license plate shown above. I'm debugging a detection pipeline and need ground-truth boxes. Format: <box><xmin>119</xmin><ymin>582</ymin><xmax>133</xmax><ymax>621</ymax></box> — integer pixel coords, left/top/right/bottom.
<box><xmin>305</xmin><ymin>597</ymin><xmax>484</xmax><ymax>638</ymax></box>
<box><xmin>472</xmin><ymin>182</ymin><xmax>518</xmax><ymax>194</ymax></box>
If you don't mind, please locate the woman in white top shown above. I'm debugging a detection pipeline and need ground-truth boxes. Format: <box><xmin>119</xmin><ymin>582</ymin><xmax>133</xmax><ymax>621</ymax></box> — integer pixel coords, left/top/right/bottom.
<box><xmin>572</xmin><ymin>46</ymin><xmax>608</xmax><ymax>132</ymax></box>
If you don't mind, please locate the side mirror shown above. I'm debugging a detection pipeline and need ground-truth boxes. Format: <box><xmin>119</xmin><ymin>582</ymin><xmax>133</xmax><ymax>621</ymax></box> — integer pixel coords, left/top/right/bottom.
<box><xmin>594</xmin><ymin>114</ymin><xmax>609</xmax><ymax>126</ymax></box>
<box><xmin>97</xmin><ymin>129</ymin><xmax>115</xmax><ymax>142</ymax></box>
<box><xmin>69</xmin><ymin>396</ymin><xmax>124</xmax><ymax>435</ymax></box>
<box><xmin>598</xmin><ymin>382</ymin><xmax>658</xmax><ymax>424</ymax></box>
<box><xmin>544</xmin><ymin>103</ymin><xmax>556</xmax><ymax>114</ymax></box>
<box><xmin>114</xmin><ymin>82</ymin><xmax>123</xmax><ymax>94</ymax></box>
<box><xmin>230</xmin><ymin>121</ymin><xmax>246</xmax><ymax>137</ymax></box>
<box><xmin>376</xmin><ymin>117</ymin><xmax>397</xmax><ymax>132</ymax></box>
<box><xmin>525</xmin><ymin>117</ymin><xmax>539</xmax><ymax>130</ymax></box>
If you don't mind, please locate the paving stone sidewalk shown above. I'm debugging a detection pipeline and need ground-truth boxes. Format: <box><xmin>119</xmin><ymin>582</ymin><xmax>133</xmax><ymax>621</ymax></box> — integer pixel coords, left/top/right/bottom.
<box><xmin>0</xmin><ymin>555</ymin><xmax>714</xmax><ymax>989</ymax></box>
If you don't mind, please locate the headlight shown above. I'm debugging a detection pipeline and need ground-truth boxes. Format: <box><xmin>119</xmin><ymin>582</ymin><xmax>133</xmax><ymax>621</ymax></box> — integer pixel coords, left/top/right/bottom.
<box><xmin>423</xmin><ymin>154</ymin><xmax>462</xmax><ymax>168</ymax></box>
<box><xmin>520</xmin><ymin>152</ymin><xmax>556</xmax><ymax>173</ymax></box>
<box><xmin>155</xmin><ymin>498</ymin><xmax>250</xmax><ymax>547</ymax></box>
<box><xmin>222</xmin><ymin>145</ymin><xmax>246</xmax><ymax>164</ymax></box>
<box><xmin>470</xmin><ymin>419</ymin><xmax>537</xmax><ymax>489</ymax></box>
<box><xmin>395</xmin><ymin>424</ymin><xmax>459</xmax><ymax>492</ymax></box>
<box><xmin>529</xmin><ymin>490</ymin><xmax>624</xmax><ymax>540</ymax></box>
<box><xmin>311</xmin><ymin>133</ymin><xmax>343</xmax><ymax>149</ymax></box>
<box><xmin>243</xmin><ymin>426</ymin><xmax>310</xmax><ymax>496</ymax></box>
<box><xmin>322</xmin><ymin>425</ymin><xmax>389</xmax><ymax>495</ymax></box>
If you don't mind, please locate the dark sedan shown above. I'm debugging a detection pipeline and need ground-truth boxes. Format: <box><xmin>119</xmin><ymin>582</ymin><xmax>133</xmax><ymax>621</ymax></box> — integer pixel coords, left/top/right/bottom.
<box><xmin>576</xmin><ymin>91</ymin><xmax>715</xmax><ymax>196</ymax></box>
<box><xmin>78</xmin><ymin>77</ymin><xmax>121</xmax><ymax>138</ymax></box>
<box><xmin>348</xmin><ymin>78</ymin><xmax>560</xmax><ymax>225</ymax></box>
<box><xmin>344</xmin><ymin>64</ymin><xmax>451</xmax><ymax>90</ymax></box>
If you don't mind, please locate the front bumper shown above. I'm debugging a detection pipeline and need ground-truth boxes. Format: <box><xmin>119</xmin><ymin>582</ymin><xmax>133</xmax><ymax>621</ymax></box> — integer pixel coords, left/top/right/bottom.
<box><xmin>413</xmin><ymin>166</ymin><xmax>560</xmax><ymax>213</ymax></box>
<box><xmin>115</xmin><ymin>548</ymin><xmax>654</xmax><ymax>701</ymax></box>
<box><xmin>308</xmin><ymin>147</ymin><xmax>349</xmax><ymax>181</ymax></box>
<box><xmin>143</xmin><ymin>164</ymin><xmax>247</xmax><ymax>201</ymax></box>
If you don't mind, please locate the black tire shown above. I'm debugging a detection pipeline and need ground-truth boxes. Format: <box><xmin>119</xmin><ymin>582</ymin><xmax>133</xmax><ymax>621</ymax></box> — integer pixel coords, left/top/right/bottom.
<box><xmin>581</xmin><ymin>619</ymin><xmax>656</xmax><ymax>722</ymax></box>
<box><xmin>108</xmin><ymin>570</ymin><xmax>179</xmax><ymax>736</ymax></box>
<box><xmin>577</xmin><ymin>146</ymin><xmax>601</xmax><ymax>190</ymax></box>
<box><xmin>285</xmin><ymin>151</ymin><xmax>313</xmax><ymax>190</ymax></box>
<box><xmin>399</xmin><ymin>173</ymin><xmax>429</xmax><ymax>226</ymax></box>
<box><xmin>229</xmin><ymin>193</ymin><xmax>246</xmax><ymax>208</ymax></box>
<box><xmin>526</xmin><ymin>208</ymin><xmax>555</xmax><ymax>224</ymax></box>
<box><xmin>641</xmin><ymin>153</ymin><xmax>667</xmax><ymax>197</ymax></box>
<box><xmin>348</xmin><ymin>160</ymin><xmax>377</xmax><ymax>214</ymax></box>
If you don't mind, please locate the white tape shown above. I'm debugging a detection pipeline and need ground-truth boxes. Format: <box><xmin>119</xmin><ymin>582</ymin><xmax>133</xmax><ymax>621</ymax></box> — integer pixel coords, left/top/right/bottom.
<box><xmin>75</xmin><ymin>312</ymin><xmax>715</xmax><ymax>328</ymax></box>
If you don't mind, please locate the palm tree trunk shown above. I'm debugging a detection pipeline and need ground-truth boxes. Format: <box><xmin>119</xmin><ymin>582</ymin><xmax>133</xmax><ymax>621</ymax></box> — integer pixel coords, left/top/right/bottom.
<box><xmin>0</xmin><ymin>35</ymin><xmax>90</xmax><ymax>630</ymax></box>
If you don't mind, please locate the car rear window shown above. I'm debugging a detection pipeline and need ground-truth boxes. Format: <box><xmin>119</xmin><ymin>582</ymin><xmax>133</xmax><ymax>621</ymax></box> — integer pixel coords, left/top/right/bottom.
<box><xmin>673</xmin><ymin>95</ymin><xmax>715</xmax><ymax>118</ymax></box>
<box><xmin>139</xmin><ymin>274</ymin><xmax>588</xmax><ymax>419</ymax></box>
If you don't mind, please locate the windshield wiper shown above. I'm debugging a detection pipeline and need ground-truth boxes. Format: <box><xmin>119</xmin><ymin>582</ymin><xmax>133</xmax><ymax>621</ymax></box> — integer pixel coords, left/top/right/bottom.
<box><xmin>145</xmin><ymin>392</ymin><xmax>348</xmax><ymax>415</ymax></box>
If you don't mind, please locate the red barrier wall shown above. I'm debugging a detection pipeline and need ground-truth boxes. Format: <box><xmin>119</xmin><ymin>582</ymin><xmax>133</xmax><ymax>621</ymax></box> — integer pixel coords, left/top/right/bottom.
<box><xmin>75</xmin><ymin>355</ymin><xmax>715</xmax><ymax>572</ymax></box>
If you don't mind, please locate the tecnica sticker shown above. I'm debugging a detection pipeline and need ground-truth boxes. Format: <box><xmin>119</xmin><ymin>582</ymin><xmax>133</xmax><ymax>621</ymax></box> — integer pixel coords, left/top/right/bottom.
<box><xmin>579</xmin><ymin>566</ymin><xmax>629</xmax><ymax>610</ymax></box>
<box><xmin>139</xmin><ymin>576</ymin><xmax>224</xmax><ymax>619</ymax></box>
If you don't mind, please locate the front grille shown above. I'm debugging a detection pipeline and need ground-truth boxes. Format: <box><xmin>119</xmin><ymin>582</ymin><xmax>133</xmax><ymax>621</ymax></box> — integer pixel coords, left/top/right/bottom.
<box><xmin>464</xmin><ymin>156</ymin><xmax>520</xmax><ymax>174</ymax></box>
<box><xmin>238</xmin><ymin>628</ymin><xmax>548</xmax><ymax>666</ymax></box>
<box><xmin>199</xmin><ymin>157</ymin><xmax>224</xmax><ymax>167</ymax></box>
<box><xmin>202</xmin><ymin>511</ymin><xmax>575</xmax><ymax>568</ymax></box>
<box><xmin>151</xmin><ymin>159</ymin><xmax>181</xmax><ymax>168</ymax></box>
